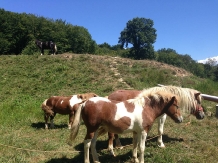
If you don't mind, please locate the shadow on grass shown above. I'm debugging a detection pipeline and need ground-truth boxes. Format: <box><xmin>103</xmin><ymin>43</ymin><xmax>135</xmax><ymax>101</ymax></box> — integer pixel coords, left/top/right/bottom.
<box><xmin>31</xmin><ymin>122</ymin><xmax>68</xmax><ymax>129</ymax></box>
<box><xmin>45</xmin><ymin>150</ymin><xmax>132</xmax><ymax>163</ymax></box>
<box><xmin>45</xmin><ymin>134</ymin><xmax>184</xmax><ymax>163</ymax></box>
<box><xmin>106</xmin><ymin>134</ymin><xmax>184</xmax><ymax>148</ymax></box>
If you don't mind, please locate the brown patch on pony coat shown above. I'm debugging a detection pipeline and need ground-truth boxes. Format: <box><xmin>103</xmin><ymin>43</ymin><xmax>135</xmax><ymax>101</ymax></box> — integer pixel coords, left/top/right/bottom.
<box><xmin>108</xmin><ymin>90</ymin><xmax>141</xmax><ymax>101</ymax></box>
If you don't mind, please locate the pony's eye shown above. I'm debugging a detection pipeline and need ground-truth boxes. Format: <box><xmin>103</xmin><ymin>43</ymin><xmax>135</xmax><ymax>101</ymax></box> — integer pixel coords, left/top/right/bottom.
<box><xmin>173</xmin><ymin>104</ymin><xmax>179</xmax><ymax>109</ymax></box>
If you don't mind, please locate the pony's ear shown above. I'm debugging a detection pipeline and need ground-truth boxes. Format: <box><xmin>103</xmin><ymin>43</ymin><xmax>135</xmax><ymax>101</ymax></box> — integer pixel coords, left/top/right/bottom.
<box><xmin>171</xmin><ymin>96</ymin><xmax>176</xmax><ymax>102</ymax></box>
<box><xmin>93</xmin><ymin>93</ymin><xmax>98</xmax><ymax>97</ymax></box>
<box><xmin>194</xmin><ymin>92</ymin><xmax>201</xmax><ymax>98</ymax></box>
<box><xmin>77</xmin><ymin>94</ymin><xmax>85</xmax><ymax>100</ymax></box>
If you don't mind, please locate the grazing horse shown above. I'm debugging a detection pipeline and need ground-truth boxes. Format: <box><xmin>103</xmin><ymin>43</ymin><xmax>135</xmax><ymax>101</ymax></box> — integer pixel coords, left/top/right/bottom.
<box><xmin>41</xmin><ymin>93</ymin><xmax>98</xmax><ymax>129</ymax></box>
<box><xmin>69</xmin><ymin>90</ymin><xmax>183</xmax><ymax>163</ymax></box>
<box><xmin>107</xmin><ymin>85</ymin><xmax>204</xmax><ymax>155</ymax></box>
<box><xmin>35</xmin><ymin>40</ymin><xmax>57</xmax><ymax>55</ymax></box>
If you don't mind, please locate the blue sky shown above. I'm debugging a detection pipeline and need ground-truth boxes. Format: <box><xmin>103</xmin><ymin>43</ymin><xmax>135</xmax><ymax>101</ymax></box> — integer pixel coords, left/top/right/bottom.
<box><xmin>1</xmin><ymin>0</ymin><xmax>218</xmax><ymax>61</ymax></box>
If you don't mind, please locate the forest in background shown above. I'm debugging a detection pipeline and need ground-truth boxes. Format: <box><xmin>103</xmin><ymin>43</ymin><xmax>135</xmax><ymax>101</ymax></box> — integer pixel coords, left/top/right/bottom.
<box><xmin>0</xmin><ymin>8</ymin><xmax>218</xmax><ymax>81</ymax></box>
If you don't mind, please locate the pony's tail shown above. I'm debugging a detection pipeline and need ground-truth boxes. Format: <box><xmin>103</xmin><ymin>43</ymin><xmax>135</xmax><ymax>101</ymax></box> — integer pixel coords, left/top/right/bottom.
<box><xmin>41</xmin><ymin>99</ymin><xmax>54</xmax><ymax>116</ymax></box>
<box><xmin>68</xmin><ymin>103</ymin><xmax>83</xmax><ymax>146</ymax></box>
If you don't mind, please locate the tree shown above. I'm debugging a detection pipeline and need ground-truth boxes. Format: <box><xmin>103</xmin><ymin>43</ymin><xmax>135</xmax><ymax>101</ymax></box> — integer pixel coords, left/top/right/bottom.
<box><xmin>0</xmin><ymin>9</ymin><xmax>97</xmax><ymax>55</ymax></box>
<box><xmin>118</xmin><ymin>17</ymin><xmax>157</xmax><ymax>59</ymax></box>
<box><xmin>98</xmin><ymin>42</ymin><xmax>111</xmax><ymax>49</ymax></box>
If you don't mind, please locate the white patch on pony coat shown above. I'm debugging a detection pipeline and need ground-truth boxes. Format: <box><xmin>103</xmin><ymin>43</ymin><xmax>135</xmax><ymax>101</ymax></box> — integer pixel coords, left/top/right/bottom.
<box><xmin>115</xmin><ymin>102</ymin><xmax>144</xmax><ymax>132</ymax></box>
<box><xmin>42</xmin><ymin>99</ymin><xmax>48</xmax><ymax>106</ymax></box>
<box><xmin>69</xmin><ymin>95</ymin><xmax>83</xmax><ymax>107</ymax></box>
<box><xmin>89</xmin><ymin>97</ymin><xmax>110</xmax><ymax>103</ymax></box>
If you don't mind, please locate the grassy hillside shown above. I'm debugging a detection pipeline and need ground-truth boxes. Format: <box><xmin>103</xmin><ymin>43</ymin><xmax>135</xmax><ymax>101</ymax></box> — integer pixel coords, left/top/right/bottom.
<box><xmin>0</xmin><ymin>53</ymin><xmax>218</xmax><ymax>163</ymax></box>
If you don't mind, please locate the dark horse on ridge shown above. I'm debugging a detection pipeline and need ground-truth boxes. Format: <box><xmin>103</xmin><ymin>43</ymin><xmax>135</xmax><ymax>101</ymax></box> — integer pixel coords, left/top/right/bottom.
<box><xmin>35</xmin><ymin>40</ymin><xmax>57</xmax><ymax>55</ymax></box>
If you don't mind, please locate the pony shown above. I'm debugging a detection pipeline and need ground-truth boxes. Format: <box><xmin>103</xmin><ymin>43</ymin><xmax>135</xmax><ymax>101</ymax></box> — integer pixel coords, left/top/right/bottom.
<box><xmin>69</xmin><ymin>90</ymin><xmax>183</xmax><ymax>163</ymax></box>
<box><xmin>107</xmin><ymin>85</ymin><xmax>204</xmax><ymax>155</ymax></box>
<box><xmin>41</xmin><ymin>93</ymin><xmax>98</xmax><ymax>129</ymax></box>
<box><xmin>35</xmin><ymin>40</ymin><xmax>57</xmax><ymax>55</ymax></box>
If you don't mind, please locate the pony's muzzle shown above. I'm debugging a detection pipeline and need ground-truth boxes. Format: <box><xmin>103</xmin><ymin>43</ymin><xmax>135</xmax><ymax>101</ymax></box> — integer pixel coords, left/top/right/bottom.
<box><xmin>196</xmin><ymin>112</ymin><xmax>205</xmax><ymax>119</ymax></box>
<box><xmin>176</xmin><ymin>116</ymin><xmax>183</xmax><ymax>123</ymax></box>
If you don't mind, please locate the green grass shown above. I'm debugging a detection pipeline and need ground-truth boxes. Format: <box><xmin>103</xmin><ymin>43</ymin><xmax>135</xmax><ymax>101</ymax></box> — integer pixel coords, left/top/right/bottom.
<box><xmin>0</xmin><ymin>54</ymin><xmax>218</xmax><ymax>163</ymax></box>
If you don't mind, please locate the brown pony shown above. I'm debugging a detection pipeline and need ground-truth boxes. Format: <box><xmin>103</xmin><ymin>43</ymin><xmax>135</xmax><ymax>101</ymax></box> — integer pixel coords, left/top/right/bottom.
<box><xmin>69</xmin><ymin>90</ymin><xmax>183</xmax><ymax>163</ymax></box>
<box><xmin>107</xmin><ymin>85</ymin><xmax>204</xmax><ymax>155</ymax></box>
<box><xmin>41</xmin><ymin>93</ymin><xmax>98</xmax><ymax>129</ymax></box>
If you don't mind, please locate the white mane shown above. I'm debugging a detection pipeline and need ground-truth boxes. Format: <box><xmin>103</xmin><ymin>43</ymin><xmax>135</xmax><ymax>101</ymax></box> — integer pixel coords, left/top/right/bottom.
<box><xmin>138</xmin><ymin>86</ymin><xmax>201</xmax><ymax>114</ymax></box>
<box><xmin>128</xmin><ymin>89</ymin><xmax>176</xmax><ymax>108</ymax></box>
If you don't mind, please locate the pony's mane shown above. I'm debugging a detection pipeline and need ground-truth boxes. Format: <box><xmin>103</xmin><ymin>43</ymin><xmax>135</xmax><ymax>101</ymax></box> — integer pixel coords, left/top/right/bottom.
<box><xmin>138</xmin><ymin>86</ymin><xmax>201</xmax><ymax>113</ymax></box>
<box><xmin>128</xmin><ymin>90</ymin><xmax>178</xmax><ymax>108</ymax></box>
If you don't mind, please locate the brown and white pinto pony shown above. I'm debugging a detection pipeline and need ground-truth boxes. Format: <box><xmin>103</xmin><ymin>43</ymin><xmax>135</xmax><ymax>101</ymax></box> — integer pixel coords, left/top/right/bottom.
<box><xmin>107</xmin><ymin>85</ymin><xmax>204</xmax><ymax>154</ymax></box>
<box><xmin>41</xmin><ymin>93</ymin><xmax>98</xmax><ymax>129</ymax></box>
<box><xmin>69</xmin><ymin>90</ymin><xmax>183</xmax><ymax>163</ymax></box>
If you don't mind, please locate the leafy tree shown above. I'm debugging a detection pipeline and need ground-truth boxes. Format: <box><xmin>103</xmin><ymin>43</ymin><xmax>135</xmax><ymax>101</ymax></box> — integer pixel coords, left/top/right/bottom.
<box><xmin>157</xmin><ymin>48</ymin><xmax>182</xmax><ymax>66</ymax></box>
<box><xmin>118</xmin><ymin>17</ymin><xmax>157</xmax><ymax>59</ymax></box>
<box><xmin>98</xmin><ymin>42</ymin><xmax>111</xmax><ymax>49</ymax></box>
<box><xmin>214</xmin><ymin>65</ymin><xmax>218</xmax><ymax>81</ymax></box>
<box><xmin>157</xmin><ymin>48</ymin><xmax>208</xmax><ymax>78</ymax></box>
<box><xmin>206</xmin><ymin>58</ymin><xmax>217</xmax><ymax>67</ymax></box>
<box><xmin>111</xmin><ymin>44</ymin><xmax>122</xmax><ymax>51</ymax></box>
<box><xmin>0</xmin><ymin>9</ymin><xmax>97</xmax><ymax>55</ymax></box>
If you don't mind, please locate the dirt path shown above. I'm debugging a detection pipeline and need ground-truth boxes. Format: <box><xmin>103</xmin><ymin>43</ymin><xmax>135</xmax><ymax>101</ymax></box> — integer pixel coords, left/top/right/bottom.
<box><xmin>108</xmin><ymin>57</ymin><xmax>134</xmax><ymax>90</ymax></box>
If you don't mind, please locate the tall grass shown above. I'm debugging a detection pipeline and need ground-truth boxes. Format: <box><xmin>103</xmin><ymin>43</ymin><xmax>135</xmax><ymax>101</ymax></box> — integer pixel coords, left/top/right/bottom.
<box><xmin>0</xmin><ymin>54</ymin><xmax>218</xmax><ymax>162</ymax></box>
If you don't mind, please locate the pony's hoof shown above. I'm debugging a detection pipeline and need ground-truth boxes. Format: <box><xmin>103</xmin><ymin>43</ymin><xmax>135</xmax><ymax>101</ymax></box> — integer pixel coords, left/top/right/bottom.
<box><xmin>158</xmin><ymin>144</ymin><xmax>165</xmax><ymax>148</ymax></box>
<box><xmin>133</xmin><ymin>158</ymin><xmax>139</xmax><ymax>163</ymax></box>
<box><xmin>108</xmin><ymin>149</ymin><xmax>116</xmax><ymax>157</ymax></box>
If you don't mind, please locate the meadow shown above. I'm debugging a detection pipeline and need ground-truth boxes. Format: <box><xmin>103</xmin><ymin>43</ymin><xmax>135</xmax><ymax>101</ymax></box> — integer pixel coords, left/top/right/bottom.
<box><xmin>0</xmin><ymin>53</ymin><xmax>218</xmax><ymax>163</ymax></box>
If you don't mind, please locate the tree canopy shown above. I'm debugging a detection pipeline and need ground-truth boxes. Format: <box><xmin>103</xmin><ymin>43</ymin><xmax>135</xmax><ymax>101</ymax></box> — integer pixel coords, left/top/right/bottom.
<box><xmin>118</xmin><ymin>17</ymin><xmax>157</xmax><ymax>59</ymax></box>
<box><xmin>0</xmin><ymin>8</ymin><xmax>97</xmax><ymax>55</ymax></box>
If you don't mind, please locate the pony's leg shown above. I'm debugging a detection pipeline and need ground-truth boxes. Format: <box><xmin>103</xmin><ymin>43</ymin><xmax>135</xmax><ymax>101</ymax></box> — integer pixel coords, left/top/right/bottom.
<box><xmin>50</xmin><ymin>46</ymin><xmax>55</xmax><ymax>55</ymax></box>
<box><xmin>68</xmin><ymin>113</ymin><xmax>74</xmax><ymax>129</ymax></box>
<box><xmin>108</xmin><ymin>132</ymin><xmax>115</xmax><ymax>156</ymax></box>
<box><xmin>44</xmin><ymin>114</ymin><xmax>49</xmax><ymax>129</ymax></box>
<box><xmin>157</xmin><ymin>114</ymin><xmax>167</xmax><ymax>148</ymax></box>
<box><xmin>114</xmin><ymin>134</ymin><xmax>123</xmax><ymax>149</ymax></box>
<box><xmin>50</xmin><ymin>113</ymin><xmax>56</xmax><ymax>129</ymax></box>
<box><xmin>132</xmin><ymin>132</ymin><xmax>139</xmax><ymax>163</ymax></box>
<box><xmin>84</xmin><ymin>139</ymin><xmax>92</xmax><ymax>163</ymax></box>
<box><xmin>41</xmin><ymin>49</ymin><xmax>43</xmax><ymax>55</ymax></box>
<box><xmin>91</xmin><ymin>131</ymin><xmax>100</xmax><ymax>163</ymax></box>
<box><xmin>138</xmin><ymin>131</ymin><xmax>147</xmax><ymax>163</ymax></box>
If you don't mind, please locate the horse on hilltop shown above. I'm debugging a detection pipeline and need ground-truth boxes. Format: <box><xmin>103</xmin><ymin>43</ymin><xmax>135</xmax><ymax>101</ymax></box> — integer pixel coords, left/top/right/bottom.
<box><xmin>69</xmin><ymin>90</ymin><xmax>183</xmax><ymax>163</ymax></box>
<box><xmin>106</xmin><ymin>85</ymin><xmax>204</xmax><ymax>156</ymax></box>
<box><xmin>41</xmin><ymin>92</ymin><xmax>98</xmax><ymax>129</ymax></box>
<box><xmin>35</xmin><ymin>40</ymin><xmax>57</xmax><ymax>55</ymax></box>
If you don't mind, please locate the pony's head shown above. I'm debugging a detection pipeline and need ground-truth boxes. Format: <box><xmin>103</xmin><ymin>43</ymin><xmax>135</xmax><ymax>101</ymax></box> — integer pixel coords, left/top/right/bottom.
<box><xmin>35</xmin><ymin>40</ymin><xmax>42</xmax><ymax>47</ymax></box>
<box><xmin>77</xmin><ymin>93</ymin><xmax>98</xmax><ymax>101</ymax></box>
<box><xmin>146</xmin><ymin>91</ymin><xmax>183</xmax><ymax>123</ymax></box>
<box><xmin>163</xmin><ymin>94</ymin><xmax>183</xmax><ymax>123</ymax></box>
<box><xmin>132</xmin><ymin>90</ymin><xmax>183</xmax><ymax>123</ymax></box>
<box><xmin>192</xmin><ymin>92</ymin><xmax>204</xmax><ymax>119</ymax></box>
<box><xmin>150</xmin><ymin>86</ymin><xmax>205</xmax><ymax>120</ymax></box>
